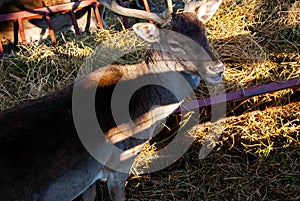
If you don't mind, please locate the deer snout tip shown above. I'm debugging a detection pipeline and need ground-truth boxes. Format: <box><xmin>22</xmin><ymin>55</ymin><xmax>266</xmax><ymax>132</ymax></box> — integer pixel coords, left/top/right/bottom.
<box><xmin>209</xmin><ymin>63</ymin><xmax>225</xmax><ymax>74</ymax></box>
<box><xmin>204</xmin><ymin>63</ymin><xmax>225</xmax><ymax>84</ymax></box>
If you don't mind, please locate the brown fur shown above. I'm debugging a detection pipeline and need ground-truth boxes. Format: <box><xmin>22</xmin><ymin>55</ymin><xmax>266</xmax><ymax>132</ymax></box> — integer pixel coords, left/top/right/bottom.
<box><xmin>0</xmin><ymin>6</ymin><xmax>224</xmax><ymax>201</ymax></box>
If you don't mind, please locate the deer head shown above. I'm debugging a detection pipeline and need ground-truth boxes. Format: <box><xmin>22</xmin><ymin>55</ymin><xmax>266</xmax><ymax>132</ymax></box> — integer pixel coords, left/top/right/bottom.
<box><xmin>100</xmin><ymin>0</ymin><xmax>225</xmax><ymax>84</ymax></box>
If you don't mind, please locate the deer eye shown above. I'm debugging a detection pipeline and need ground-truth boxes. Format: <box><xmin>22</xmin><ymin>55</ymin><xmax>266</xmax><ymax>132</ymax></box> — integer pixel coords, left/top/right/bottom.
<box><xmin>169</xmin><ymin>42</ymin><xmax>186</xmax><ymax>57</ymax></box>
<box><xmin>169</xmin><ymin>42</ymin><xmax>180</xmax><ymax>49</ymax></box>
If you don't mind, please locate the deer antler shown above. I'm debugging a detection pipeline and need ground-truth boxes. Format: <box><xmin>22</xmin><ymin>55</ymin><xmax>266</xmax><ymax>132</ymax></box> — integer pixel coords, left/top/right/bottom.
<box><xmin>99</xmin><ymin>0</ymin><xmax>173</xmax><ymax>25</ymax></box>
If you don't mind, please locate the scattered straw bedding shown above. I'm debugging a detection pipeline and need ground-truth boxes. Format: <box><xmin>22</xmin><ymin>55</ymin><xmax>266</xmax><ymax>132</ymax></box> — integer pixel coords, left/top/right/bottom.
<box><xmin>0</xmin><ymin>0</ymin><xmax>299</xmax><ymax>200</ymax></box>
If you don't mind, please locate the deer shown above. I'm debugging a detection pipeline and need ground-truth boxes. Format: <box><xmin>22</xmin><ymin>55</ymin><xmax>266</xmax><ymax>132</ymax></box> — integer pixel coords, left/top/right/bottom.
<box><xmin>0</xmin><ymin>0</ymin><xmax>224</xmax><ymax>200</ymax></box>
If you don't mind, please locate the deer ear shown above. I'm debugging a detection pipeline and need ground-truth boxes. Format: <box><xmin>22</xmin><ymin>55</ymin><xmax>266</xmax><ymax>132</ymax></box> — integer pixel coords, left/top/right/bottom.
<box><xmin>196</xmin><ymin>0</ymin><xmax>222</xmax><ymax>24</ymax></box>
<box><xmin>132</xmin><ymin>23</ymin><xmax>159</xmax><ymax>42</ymax></box>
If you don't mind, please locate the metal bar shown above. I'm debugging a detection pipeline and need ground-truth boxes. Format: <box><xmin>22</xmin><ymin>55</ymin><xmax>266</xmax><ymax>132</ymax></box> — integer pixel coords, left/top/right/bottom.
<box><xmin>116</xmin><ymin>0</ymin><xmax>131</xmax><ymax>28</ymax></box>
<box><xmin>193</xmin><ymin>101</ymin><xmax>300</xmax><ymax>130</ymax></box>
<box><xmin>17</xmin><ymin>18</ymin><xmax>27</xmax><ymax>45</ymax></box>
<box><xmin>70</xmin><ymin>10</ymin><xmax>81</xmax><ymax>35</ymax></box>
<box><xmin>174</xmin><ymin>77</ymin><xmax>300</xmax><ymax>113</ymax></box>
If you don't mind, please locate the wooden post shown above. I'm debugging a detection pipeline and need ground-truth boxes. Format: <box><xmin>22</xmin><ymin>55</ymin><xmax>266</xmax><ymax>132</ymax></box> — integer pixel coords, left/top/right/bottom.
<box><xmin>92</xmin><ymin>2</ymin><xmax>104</xmax><ymax>30</ymax></box>
<box><xmin>0</xmin><ymin>42</ymin><xmax>3</xmax><ymax>59</ymax></box>
<box><xmin>18</xmin><ymin>18</ymin><xmax>27</xmax><ymax>45</ymax></box>
<box><xmin>45</xmin><ymin>13</ymin><xmax>56</xmax><ymax>46</ymax></box>
<box><xmin>142</xmin><ymin>0</ymin><xmax>153</xmax><ymax>24</ymax></box>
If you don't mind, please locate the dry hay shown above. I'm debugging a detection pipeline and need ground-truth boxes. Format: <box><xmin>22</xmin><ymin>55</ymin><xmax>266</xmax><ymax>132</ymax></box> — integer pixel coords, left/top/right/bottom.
<box><xmin>132</xmin><ymin>0</ymin><xmax>300</xmax><ymax>200</ymax></box>
<box><xmin>0</xmin><ymin>0</ymin><xmax>299</xmax><ymax>200</ymax></box>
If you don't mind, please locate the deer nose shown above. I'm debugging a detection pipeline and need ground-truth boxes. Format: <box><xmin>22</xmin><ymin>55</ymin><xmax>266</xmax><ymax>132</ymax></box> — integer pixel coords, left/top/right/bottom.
<box><xmin>209</xmin><ymin>63</ymin><xmax>225</xmax><ymax>74</ymax></box>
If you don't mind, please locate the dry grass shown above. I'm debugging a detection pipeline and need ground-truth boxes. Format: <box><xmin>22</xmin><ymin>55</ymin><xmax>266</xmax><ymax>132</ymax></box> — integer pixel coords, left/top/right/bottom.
<box><xmin>0</xmin><ymin>0</ymin><xmax>299</xmax><ymax>200</ymax></box>
<box><xmin>131</xmin><ymin>0</ymin><xmax>300</xmax><ymax>200</ymax></box>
